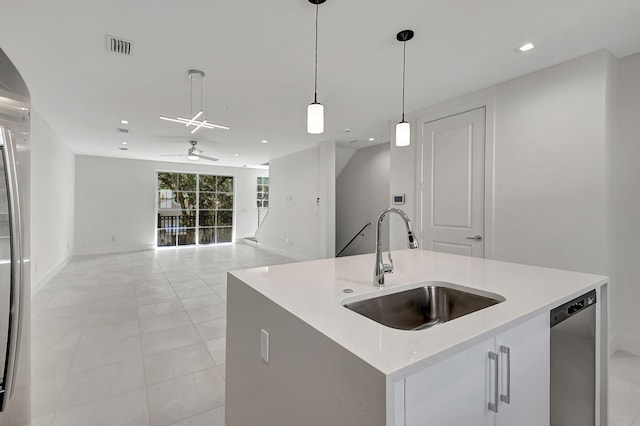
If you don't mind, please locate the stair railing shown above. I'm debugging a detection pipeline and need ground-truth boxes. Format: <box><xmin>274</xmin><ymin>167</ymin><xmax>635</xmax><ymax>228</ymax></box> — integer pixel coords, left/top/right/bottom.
<box><xmin>336</xmin><ymin>222</ymin><xmax>371</xmax><ymax>257</ymax></box>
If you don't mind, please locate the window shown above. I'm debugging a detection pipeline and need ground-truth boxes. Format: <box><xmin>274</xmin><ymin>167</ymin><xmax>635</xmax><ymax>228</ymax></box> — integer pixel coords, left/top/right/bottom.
<box><xmin>257</xmin><ymin>176</ymin><xmax>269</xmax><ymax>208</ymax></box>
<box><xmin>156</xmin><ymin>172</ymin><xmax>234</xmax><ymax>247</ymax></box>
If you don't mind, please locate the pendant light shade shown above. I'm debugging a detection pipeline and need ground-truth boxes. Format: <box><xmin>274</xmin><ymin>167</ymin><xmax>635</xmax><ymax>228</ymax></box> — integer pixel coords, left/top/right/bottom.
<box><xmin>395</xmin><ymin>29</ymin><xmax>414</xmax><ymax>147</ymax></box>
<box><xmin>307</xmin><ymin>102</ymin><xmax>324</xmax><ymax>134</ymax></box>
<box><xmin>307</xmin><ymin>0</ymin><xmax>326</xmax><ymax>134</ymax></box>
<box><xmin>395</xmin><ymin>121</ymin><xmax>411</xmax><ymax>147</ymax></box>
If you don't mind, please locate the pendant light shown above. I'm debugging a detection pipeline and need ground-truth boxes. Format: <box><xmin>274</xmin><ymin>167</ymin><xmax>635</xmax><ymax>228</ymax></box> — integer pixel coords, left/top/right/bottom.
<box><xmin>307</xmin><ymin>0</ymin><xmax>326</xmax><ymax>134</ymax></box>
<box><xmin>160</xmin><ymin>69</ymin><xmax>229</xmax><ymax>134</ymax></box>
<box><xmin>395</xmin><ymin>30</ymin><xmax>414</xmax><ymax>147</ymax></box>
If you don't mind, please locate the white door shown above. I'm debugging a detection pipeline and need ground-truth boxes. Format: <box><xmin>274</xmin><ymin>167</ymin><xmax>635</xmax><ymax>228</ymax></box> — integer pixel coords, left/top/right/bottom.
<box><xmin>421</xmin><ymin>107</ymin><xmax>485</xmax><ymax>257</ymax></box>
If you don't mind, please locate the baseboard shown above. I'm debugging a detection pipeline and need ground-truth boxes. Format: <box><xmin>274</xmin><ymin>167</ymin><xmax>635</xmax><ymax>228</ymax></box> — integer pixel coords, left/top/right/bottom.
<box><xmin>248</xmin><ymin>241</ymin><xmax>315</xmax><ymax>262</ymax></box>
<box><xmin>241</xmin><ymin>237</ymin><xmax>258</xmax><ymax>246</ymax></box>
<box><xmin>74</xmin><ymin>244</ymin><xmax>156</xmax><ymax>256</ymax></box>
<box><xmin>31</xmin><ymin>255</ymin><xmax>72</xmax><ymax>298</ymax></box>
<box><xmin>610</xmin><ymin>333</ymin><xmax>640</xmax><ymax>356</ymax></box>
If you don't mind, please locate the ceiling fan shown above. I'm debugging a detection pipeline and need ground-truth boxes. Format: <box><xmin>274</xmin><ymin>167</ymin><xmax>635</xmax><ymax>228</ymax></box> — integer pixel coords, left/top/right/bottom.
<box><xmin>161</xmin><ymin>140</ymin><xmax>219</xmax><ymax>162</ymax></box>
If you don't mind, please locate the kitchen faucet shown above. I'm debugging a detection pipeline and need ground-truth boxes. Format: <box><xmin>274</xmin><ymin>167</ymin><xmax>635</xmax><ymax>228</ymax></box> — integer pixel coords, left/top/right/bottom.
<box><xmin>374</xmin><ymin>207</ymin><xmax>419</xmax><ymax>287</ymax></box>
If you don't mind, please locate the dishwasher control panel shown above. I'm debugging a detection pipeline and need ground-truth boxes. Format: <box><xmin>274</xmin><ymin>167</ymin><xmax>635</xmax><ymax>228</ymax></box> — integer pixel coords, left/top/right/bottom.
<box><xmin>550</xmin><ymin>289</ymin><xmax>597</xmax><ymax>328</ymax></box>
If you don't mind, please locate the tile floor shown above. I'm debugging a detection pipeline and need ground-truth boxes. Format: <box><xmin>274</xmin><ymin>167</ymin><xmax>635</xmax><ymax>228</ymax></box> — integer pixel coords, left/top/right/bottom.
<box><xmin>31</xmin><ymin>243</ymin><xmax>640</xmax><ymax>425</ymax></box>
<box><xmin>610</xmin><ymin>350</ymin><xmax>640</xmax><ymax>426</ymax></box>
<box><xmin>31</xmin><ymin>243</ymin><xmax>294</xmax><ymax>426</ymax></box>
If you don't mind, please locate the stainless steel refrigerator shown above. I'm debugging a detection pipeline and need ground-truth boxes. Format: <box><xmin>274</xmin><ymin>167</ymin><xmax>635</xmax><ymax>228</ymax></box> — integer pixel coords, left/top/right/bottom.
<box><xmin>0</xmin><ymin>47</ymin><xmax>31</xmax><ymax>425</ymax></box>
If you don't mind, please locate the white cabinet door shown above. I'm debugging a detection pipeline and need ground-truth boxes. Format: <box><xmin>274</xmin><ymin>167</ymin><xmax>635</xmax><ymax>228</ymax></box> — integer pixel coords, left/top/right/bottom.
<box><xmin>496</xmin><ymin>312</ymin><xmax>550</xmax><ymax>426</ymax></box>
<box><xmin>405</xmin><ymin>337</ymin><xmax>495</xmax><ymax>426</ymax></box>
<box><xmin>404</xmin><ymin>313</ymin><xmax>550</xmax><ymax>426</ymax></box>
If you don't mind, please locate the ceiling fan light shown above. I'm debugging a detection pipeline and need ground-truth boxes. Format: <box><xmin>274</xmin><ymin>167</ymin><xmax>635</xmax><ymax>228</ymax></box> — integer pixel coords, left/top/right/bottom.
<box><xmin>307</xmin><ymin>102</ymin><xmax>324</xmax><ymax>134</ymax></box>
<box><xmin>395</xmin><ymin>121</ymin><xmax>411</xmax><ymax>147</ymax></box>
<box><xmin>187</xmin><ymin>154</ymin><xmax>200</xmax><ymax>161</ymax></box>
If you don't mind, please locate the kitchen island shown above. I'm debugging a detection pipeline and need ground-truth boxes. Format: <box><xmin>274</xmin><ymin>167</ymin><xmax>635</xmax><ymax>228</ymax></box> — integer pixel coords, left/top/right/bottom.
<box><xmin>225</xmin><ymin>250</ymin><xmax>608</xmax><ymax>426</ymax></box>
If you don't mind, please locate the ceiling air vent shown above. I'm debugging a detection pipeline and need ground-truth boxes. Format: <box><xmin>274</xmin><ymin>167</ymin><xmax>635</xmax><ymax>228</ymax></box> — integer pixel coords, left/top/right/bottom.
<box><xmin>116</xmin><ymin>127</ymin><xmax>129</xmax><ymax>133</ymax></box>
<box><xmin>106</xmin><ymin>35</ymin><xmax>133</xmax><ymax>56</ymax></box>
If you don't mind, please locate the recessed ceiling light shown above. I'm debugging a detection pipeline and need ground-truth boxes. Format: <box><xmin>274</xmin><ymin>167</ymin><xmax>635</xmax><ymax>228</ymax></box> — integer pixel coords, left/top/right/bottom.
<box><xmin>261</xmin><ymin>140</ymin><xmax>268</xmax><ymax>144</ymax></box>
<box><xmin>120</xmin><ymin>120</ymin><xmax>129</xmax><ymax>125</ymax></box>
<box><xmin>121</xmin><ymin>141</ymin><xmax>128</xmax><ymax>145</ymax></box>
<box><xmin>234</xmin><ymin>153</ymin><xmax>239</xmax><ymax>157</ymax></box>
<box><xmin>518</xmin><ymin>43</ymin><xmax>535</xmax><ymax>52</ymax></box>
<box><xmin>368</xmin><ymin>137</ymin><xmax>375</xmax><ymax>141</ymax></box>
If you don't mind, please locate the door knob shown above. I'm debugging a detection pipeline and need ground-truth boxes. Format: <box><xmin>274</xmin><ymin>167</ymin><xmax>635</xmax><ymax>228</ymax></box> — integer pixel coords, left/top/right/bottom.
<box><xmin>466</xmin><ymin>235</ymin><xmax>483</xmax><ymax>241</ymax></box>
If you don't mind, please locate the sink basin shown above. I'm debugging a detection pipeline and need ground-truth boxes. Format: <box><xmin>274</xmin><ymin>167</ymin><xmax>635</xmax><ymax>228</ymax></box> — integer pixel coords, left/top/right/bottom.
<box><xmin>344</xmin><ymin>283</ymin><xmax>504</xmax><ymax>330</ymax></box>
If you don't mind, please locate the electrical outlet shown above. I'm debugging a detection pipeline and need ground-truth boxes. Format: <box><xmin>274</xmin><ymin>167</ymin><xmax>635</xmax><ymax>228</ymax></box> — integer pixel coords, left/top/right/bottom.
<box><xmin>260</xmin><ymin>329</ymin><xmax>269</xmax><ymax>363</ymax></box>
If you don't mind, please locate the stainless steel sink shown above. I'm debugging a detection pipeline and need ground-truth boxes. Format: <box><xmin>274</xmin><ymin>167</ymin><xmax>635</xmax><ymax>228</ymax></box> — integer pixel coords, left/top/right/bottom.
<box><xmin>344</xmin><ymin>284</ymin><xmax>504</xmax><ymax>330</ymax></box>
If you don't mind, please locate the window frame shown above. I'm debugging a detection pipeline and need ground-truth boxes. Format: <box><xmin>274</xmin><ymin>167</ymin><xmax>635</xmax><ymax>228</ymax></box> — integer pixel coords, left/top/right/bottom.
<box><xmin>256</xmin><ymin>176</ymin><xmax>269</xmax><ymax>208</ymax></box>
<box><xmin>155</xmin><ymin>171</ymin><xmax>236</xmax><ymax>248</ymax></box>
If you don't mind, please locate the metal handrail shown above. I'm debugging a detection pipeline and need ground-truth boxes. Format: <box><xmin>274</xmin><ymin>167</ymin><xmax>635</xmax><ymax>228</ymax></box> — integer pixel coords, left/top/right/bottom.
<box><xmin>336</xmin><ymin>222</ymin><xmax>371</xmax><ymax>257</ymax></box>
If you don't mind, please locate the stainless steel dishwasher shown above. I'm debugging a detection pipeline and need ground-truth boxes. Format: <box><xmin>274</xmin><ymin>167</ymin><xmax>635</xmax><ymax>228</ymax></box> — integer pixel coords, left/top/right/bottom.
<box><xmin>550</xmin><ymin>290</ymin><xmax>597</xmax><ymax>426</ymax></box>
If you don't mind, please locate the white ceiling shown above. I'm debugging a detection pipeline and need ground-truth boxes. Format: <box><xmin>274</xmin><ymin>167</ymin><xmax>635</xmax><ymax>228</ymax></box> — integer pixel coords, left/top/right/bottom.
<box><xmin>1</xmin><ymin>0</ymin><xmax>639</xmax><ymax>168</ymax></box>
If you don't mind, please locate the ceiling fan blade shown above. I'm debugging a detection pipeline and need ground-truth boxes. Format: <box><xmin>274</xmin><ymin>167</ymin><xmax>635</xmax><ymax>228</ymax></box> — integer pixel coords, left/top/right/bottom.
<box><xmin>199</xmin><ymin>154</ymin><xmax>219</xmax><ymax>162</ymax></box>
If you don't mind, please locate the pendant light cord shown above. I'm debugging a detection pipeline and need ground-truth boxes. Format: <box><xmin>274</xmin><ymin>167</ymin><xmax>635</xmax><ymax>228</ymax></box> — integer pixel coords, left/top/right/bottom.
<box><xmin>188</xmin><ymin>72</ymin><xmax>204</xmax><ymax>117</ymax></box>
<box><xmin>190</xmin><ymin>76</ymin><xmax>193</xmax><ymax>117</ymax></box>
<box><xmin>401</xmin><ymin>40</ymin><xmax>406</xmax><ymax>122</ymax></box>
<box><xmin>314</xmin><ymin>3</ymin><xmax>319</xmax><ymax>103</ymax></box>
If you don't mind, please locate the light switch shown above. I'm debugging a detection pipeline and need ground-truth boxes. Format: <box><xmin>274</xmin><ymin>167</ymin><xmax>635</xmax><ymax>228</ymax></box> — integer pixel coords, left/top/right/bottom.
<box><xmin>260</xmin><ymin>329</ymin><xmax>269</xmax><ymax>363</ymax></box>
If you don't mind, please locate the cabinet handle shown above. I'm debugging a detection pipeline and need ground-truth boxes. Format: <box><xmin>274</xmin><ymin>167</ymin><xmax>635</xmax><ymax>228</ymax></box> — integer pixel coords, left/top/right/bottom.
<box><xmin>488</xmin><ymin>351</ymin><xmax>499</xmax><ymax>413</ymax></box>
<box><xmin>500</xmin><ymin>345</ymin><xmax>511</xmax><ymax>404</ymax></box>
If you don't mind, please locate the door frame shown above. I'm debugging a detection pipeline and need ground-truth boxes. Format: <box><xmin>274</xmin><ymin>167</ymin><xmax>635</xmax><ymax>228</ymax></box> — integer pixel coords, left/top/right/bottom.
<box><xmin>414</xmin><ymin>97</ymin><xmax>496</xmax><ymax>259</ymax></box>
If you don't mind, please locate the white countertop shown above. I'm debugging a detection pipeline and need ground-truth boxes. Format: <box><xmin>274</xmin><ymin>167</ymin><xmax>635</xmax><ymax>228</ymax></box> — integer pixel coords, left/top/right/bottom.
<box><xmin>229</xmin><ymin>250</ymin><xmax>607</xmax><ymax>380</ymax></box>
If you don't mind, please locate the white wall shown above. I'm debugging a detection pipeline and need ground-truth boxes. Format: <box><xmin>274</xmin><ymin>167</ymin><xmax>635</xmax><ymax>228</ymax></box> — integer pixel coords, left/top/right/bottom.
<box><xmin>612</xmin><ymin>51</ymin><xmax>640</xmax><ymax>353</ymax></box>
<box><xmin>335</xmin><ymin>147</ymin><xmax>356</xmax><ymax>177</ymax></box>
<box><xmin>256</xmin><ymin>142</ymin><xmax>336</xmax><ymax>260</ymax></box>
<box><xmin>74</xmin><ymin>155</ymin><xmax>267</xmax><ymax>255</ymax></box>
<box><xmin>336</xmin><ymin>143</ymin><xmax>390</xmax><ymax>256</ymax></box>
<box><xmin>31</xmin><ymin>110</ymin><xmax>75</xmax><ymax>292</ymax></box>
<box><xmin>391</xmin><ymin>50</ymin><xmax>611</xmax><ymax>276</ymax></box>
